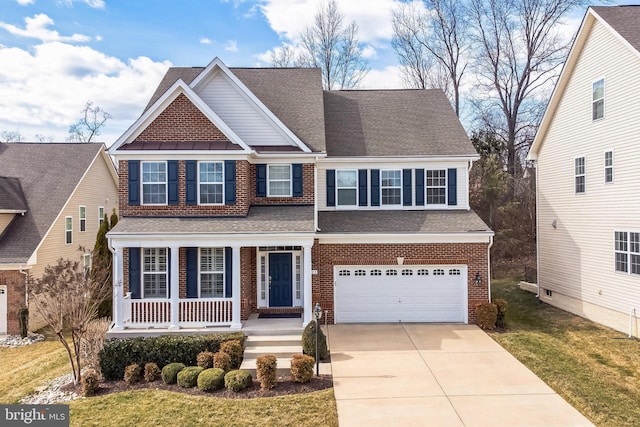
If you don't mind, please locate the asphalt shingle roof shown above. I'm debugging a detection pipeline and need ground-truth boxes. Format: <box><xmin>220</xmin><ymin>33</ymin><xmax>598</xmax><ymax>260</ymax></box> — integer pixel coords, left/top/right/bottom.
<box><xmin>591</xmin><ymin>6</ymin><xmax>640</xmax><ymax>53</ymax></box>
<box><xmin>0</xmin><ymin>177</ymin><xmax>27</xmax><ymax>211</ymax></box>
<box><xmin>0</xmin><ymin>143</ymin><xmax>103</xmax><ymax>264</ymax></box>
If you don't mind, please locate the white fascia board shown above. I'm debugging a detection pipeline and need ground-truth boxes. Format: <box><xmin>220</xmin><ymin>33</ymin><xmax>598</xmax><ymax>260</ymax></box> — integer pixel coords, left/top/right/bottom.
<box><xmin>0</xmin><ymin>210</ymin><xmax>26</xmax><ymax>214</ymax></box>
<box><xmin>189</xmin><ymin>57</ymin><xmax>312</xmax><ymax>154</ymax></box>
<box><xmin>108</xmin><ymin>233</ymin><xmax>316</xmax><ymax>249</ymax></box>
<box><xmin>318</xmin><ymin>155</ymin><xmax>479</xmax><ymax>164</ymax></box>
<box><xmin>110</xmin><ymin>79</ymin><xmax>253</xmax><ymax>154</ymax></box>
<box><xmin>251</xmin><ymin>152</ymin><xmax>326</xmax><ymax>163</ymax></box>
<box><xmin>113</xmin><ymin>152</ymin><xmax>251</xmax><ymax>161</ymax></box>
<box><xmin>317</xmin><ymin>232</ymin><xmax>494</xmax><ymax>245</ymax></box>
<box><xmin>0</xmin><ymin>263</ymin><xmax>33</xmax><ymax>271</ymax></box>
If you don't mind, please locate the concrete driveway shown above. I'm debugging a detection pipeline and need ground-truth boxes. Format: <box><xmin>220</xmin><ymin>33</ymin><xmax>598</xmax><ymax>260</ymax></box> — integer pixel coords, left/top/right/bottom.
<box><xmin>326</xmin><ymin>324</ymin><xmax>594</xmax><ymax>427</ymax></box>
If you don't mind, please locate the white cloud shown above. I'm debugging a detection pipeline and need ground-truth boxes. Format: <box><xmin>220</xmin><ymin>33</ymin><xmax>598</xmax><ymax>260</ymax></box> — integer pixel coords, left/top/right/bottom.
<box><xmin>225</xmin><ymin>39</ymin><xmax>238</xmax><ymax>52</ymax></box>
<box><xmin>95</xmin><ymin>35</ymin><xmax>103</xmax><ymax>42</ymax></box>
<box><xmin>361</xmin><ymin>45</ymin><xmax>377</xmax><ymax>59</ymax></box>
<box><xmin>57</xmin><ymin>0</ymin><xmax>105</xmax><ymax>9</ymax></box>
<box><xmin>0</xmin><ymin>14</ymin><xmax>91</xmax><ymax>42</ymax></box>
<box><xmin>360</xmin><ymin>65</ymin><xmax>405</xmax><ymax>89</ymax></box>
<box><xmin>200</xmin><ymin>37</ymin><xmax>212</xmax><ymax>45</ymax></box>
<box><xmin>16</xmin><ymin>0</ymin><xmax>35</xmax><ymax>5</ymax></box>
<box><xmin>0</xmin><ymin>42</ymin><xmax>171</xmax><ymax>145</ymax></box>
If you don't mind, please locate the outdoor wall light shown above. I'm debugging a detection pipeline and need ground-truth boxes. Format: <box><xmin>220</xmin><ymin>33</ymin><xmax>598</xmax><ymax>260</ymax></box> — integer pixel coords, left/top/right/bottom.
<box><xmin>475</xmin><ymin>272</ymin><xmax>482</xmax><ymax>287</ymax></box>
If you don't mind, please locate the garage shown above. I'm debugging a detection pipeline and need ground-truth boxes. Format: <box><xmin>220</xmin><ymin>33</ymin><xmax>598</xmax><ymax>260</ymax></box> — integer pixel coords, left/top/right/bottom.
<box><xmin>334</xmin><ymin>265</ymin><xmax>467</xmax><ymax>323</ymax></box>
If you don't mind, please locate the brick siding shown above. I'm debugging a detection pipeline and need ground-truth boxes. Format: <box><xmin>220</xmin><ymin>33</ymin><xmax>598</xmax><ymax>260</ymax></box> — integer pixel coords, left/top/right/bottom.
<box><xmin>0</xmin><ymin>270</ymin><xmax>26</xmax><ymax>335</ymax></box>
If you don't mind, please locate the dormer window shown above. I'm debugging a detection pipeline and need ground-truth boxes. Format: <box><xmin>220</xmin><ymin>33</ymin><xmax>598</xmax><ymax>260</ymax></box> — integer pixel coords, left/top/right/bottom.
<box><xmin>268</xmin><ymin>165</ymin><xmax>292</xmax><ymax>197</ymax></box>
<box><xmin>142</xmin><ymin>161</ymin><xmax>167</xmax><ymax>205</ymax></box>
<box><xmin>336</xmin><ymin>170</ymin><xmax>357</xmax><ymax>206</ymax></box>
<box><xmin>426</xmin><ymin>170</ymin><xmax>446</xmax><ymax>204</ymax></box>
<box><xmin>381</xmin><ymin>170</ymin><xmax>401</xmax><ymax>205</ymax></box>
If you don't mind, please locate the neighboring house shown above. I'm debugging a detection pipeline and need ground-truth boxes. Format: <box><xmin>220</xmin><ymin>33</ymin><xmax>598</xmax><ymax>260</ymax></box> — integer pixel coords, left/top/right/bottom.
<box><xmin>0</xmin><ymin>143</ymin><xmax>118</xmax><ymax>335</ymax></box>
<box><xmin>528</xmin><ymin>6</ymin><xmax>640</xmax><ymax>337</ymax></box>
<box><xmin>106</xmin><ymin>57</ymin><xmax>493</xmax><ymax>334</ymax></box>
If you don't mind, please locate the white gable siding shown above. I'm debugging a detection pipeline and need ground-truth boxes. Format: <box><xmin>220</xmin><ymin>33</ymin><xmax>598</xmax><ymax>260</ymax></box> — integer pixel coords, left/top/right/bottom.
<box><xmin>537</xmin><ymin>19</ymin><xmax>640</xmax><ymax>327</ymax></box>
<box><xmin>197</xmin><ymin>71</ymin><xmax>296</xmax><ymax>147</ymax></box>
<box><xmin>317</xmin><ymin>162</ymin><xmax>469</xmax><ymax>211</ymax></box>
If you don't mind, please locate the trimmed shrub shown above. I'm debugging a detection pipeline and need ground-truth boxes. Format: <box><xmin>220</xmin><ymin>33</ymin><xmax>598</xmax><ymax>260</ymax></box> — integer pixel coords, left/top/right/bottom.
<box><xmin>81</xmin><ymin>368</ymin><xmax>100</xmax><ymax>397</ymax></box>
<box><xmin>214</xmin><ymin>351</ymin><xmax>232</xmax><ymax>372</ymax></box>
<box><xmin>161</xmin><ymin>362</ymin><xmax>186</xmax><ymax>385</ymax></box>
<box><xmin>302</xmin><ymin>321</ymin><xmax>328</xmax><ymax>360</ymax></box>
<box><xmin>256</xmin><ymin>354</ymin><xmax>277</xmax><ymax>390</ymax></box>
<box><xmin>177</xmin><ymin>366</ymin><xmax>204</xmax><ymax>388</ymax></box>
<box><xmin>80</xmin><ymin>317</ymin><xmax>111</xmax><ymax>375</ymax></box>
<box><xmin>124</xmin><ymin>363</ymin><xmax>142</xmax><ymax>385</ymax></box>
<box><xmin>290</xmin><ymin>353</ymin><xmax>314</xmax><ymax>383</ymax></box>
<box><xmin>197</xmin><ymin>368</ymin><xmax>225</xmax><ymax>392</ymax></box>
<box><xmin>144</xmin><ymin>362</ymin><xmax>161</xmax><ymax>382</ymax></box>
<box><xmin>197</xmin><ymin>351</ymin><xmax>215</xmax><ymax>369</ymax></box>
<box><xmin>99</xmin><ymin>332</ymin><xmax>245</xmax><ymax>380</ymax></box>
<box><xmin>220</xmin><ymin>339</ymin><xmax>244</xmax><ymax>369</ymax></box>
<box><xmin>475</xmin><ymin>302</ymin><xmax>498</xmax><ymax>330</ymax></box>
<box><xmin>494</xmin><ymin>298</ymin><xmax>508</xmax><ymax>329</ymax></box>
<box><xmin>224</xmin><ymin>370</ymin><xmax>253</xmax><ymax>392</ymax></box>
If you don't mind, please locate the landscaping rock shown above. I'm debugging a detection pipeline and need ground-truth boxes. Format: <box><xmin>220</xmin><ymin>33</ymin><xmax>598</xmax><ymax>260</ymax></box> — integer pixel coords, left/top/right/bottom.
<box><xmin>0</xmin><ymin>333</ymin><xmax>45</xmax><ymax>348</ymax></box>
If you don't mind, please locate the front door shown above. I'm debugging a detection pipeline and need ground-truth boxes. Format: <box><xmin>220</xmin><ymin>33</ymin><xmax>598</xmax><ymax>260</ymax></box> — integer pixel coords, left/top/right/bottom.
<box><xmin>269</xmin><ymin>253</ymin><xmax>292</xmax><ymax>307</ymax></box>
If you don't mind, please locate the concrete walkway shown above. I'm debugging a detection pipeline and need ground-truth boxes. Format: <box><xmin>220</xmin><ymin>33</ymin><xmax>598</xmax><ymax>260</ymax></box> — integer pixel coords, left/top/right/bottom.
<box><xmin>326</xmin><ymin>324</ymin><xmax>594</xmax><ymax>427</ymax></box>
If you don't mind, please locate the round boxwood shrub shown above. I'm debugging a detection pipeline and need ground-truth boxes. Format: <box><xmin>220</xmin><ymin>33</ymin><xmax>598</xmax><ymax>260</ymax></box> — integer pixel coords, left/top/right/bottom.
<box><xmin>124</xmin><ymin>363</ymin><xmax>142</xmax><ymax>385</ymax></box>
<box><xmin>302</xmin><ymin>321</ymin><xmax>328</xmax><ymax>360</ymax></box>
<box><xmin>220</xmin><ymin>340</ymin><xmax>244</xmax><ymax>369</ymax></box>
<box><xmin>161</xmin><ymin>362</ymin><xmax>186</xmax><ymax>385</ymax></box>
<box><xmin>177</xmin><ymin>366</ymin><xmax>204</xmax><ymax>388</ymax></box>
<box><xmin>197</xmin><ymin>368</ymin><xmax>225</xmax><ymax>392</ymax></box>
<box><xmin>214</xmin><ymin>351</ymin><xmax>232</xmax><ymax>372</ymax></box>
<box><xmin>197</xmin><ymin>351</ymin><xmax>215</xmax><ymax>369</ymax></box>
<box><xmin>144</xmin><ymin>362</ymin><xmax>161</xmax><ymax>383</ymax></box>
<box><xmin>224</xmin><ymin>370</ymin><xmax>253</xmax><ymax>392</ymax></box>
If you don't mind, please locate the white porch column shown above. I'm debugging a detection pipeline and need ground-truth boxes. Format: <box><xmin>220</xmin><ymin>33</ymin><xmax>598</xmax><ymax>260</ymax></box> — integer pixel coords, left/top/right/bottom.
<box><xmin>112</xmin><ymin>247</ymin><xmax>125</xmax><ymax>330</ymax></box>
<box><xmin>303</xmin><ymin>244</ymin><xmax>313</xmax><ymax>326</ymax></box>
<box><xmin>231</xmin><ymin>246</ymin><xmax>242</xmax><ymax>329</ymax></box>
<box><xmin>168</xmin><ymin>245</ymin><xmax>180</xmax><ymax>330</ymax></box>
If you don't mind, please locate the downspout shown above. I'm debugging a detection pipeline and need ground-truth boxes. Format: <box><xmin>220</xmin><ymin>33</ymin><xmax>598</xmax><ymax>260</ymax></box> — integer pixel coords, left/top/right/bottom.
<box><xmin>108</xmin><ymin>237</ymin><xmax>117</xmax><ymax>329</ymax></box>
<box><xmin>533</xmin><ymin>160</ymin><xmax>540</xmax><ymax>298</ymax></box>
<box><xmin>314</xmin><ymin>158</ymin><xmax>319</xmax><ymax>232</ymax></box>
<box><xmin>488</xmin><ymin>235</ymin><xmax>494</xmax><ymax>303</ymax></box>
<box><xmin>19</xmin><ymin>265</ymin><xmax>29</xmax><ymax>307</ymax></box>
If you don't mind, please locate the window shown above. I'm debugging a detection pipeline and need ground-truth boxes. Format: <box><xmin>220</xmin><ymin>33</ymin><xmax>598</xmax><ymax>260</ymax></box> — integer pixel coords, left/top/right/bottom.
<box><xmin>83</xmin><ymin>253</ymin><xmax>92</xmax><ymax>276</ymax></box>
<box><xmin>142</xmin><ymin>162</ymin><xmax>167</xmax><ymax>204</ymax></box>
<box><xmin>199</xmin><ymin>162</ymin><xmax>224</xmax><ymax>204</ymax></box>
<box><xmin>385</xmin><ymin>269</ymin><xmax>398</xmax><ymax>276</ymax></box>
<box><xmin>604</xmin><ymin>151</ymin><xmax>613</xmax><ymax>184</ymax></box>
<box><xmin>268</xmin><ymin>165</ymin><xmax>292</xmax><ymax>196</ymax></box>
<box><xmin>401</xmin><ymin>269</ymin><xmax>413</xmax><ymax>276</ymax></box>
<box><xmin>355</xmin><ymin>269</ymin><xmax>366</xmax><ymax>276</ymax></box>
<box><xmin>417</xmin><ymin>269</ymin><xmax>429</xmax><ymax>276</ymax></box>
<box><xmin>65</xmin><ymin>216</ymin><xmax>72</xmax><ymax>244</ymax></box>
<box><xmin>79</xmin><ymin>206</ymin><xmax>86</xmax><ymax>232</ymax></box>
<box><xmin>98</xmin><ymin>206</ymin><xmax>105</xmax><ymax>226</ymax></box>
<box><xmin>200</xmin><ymin>248</ymin><xmax>224</xmax><ymax>298</ymax></box>
<box><xmin>615</xmin><ymin>231</ymin><xmax>640</xmax><ymax>275</ymax></box>
<box><xmin>449</xmin><ymin>269</ymin><xmax>461</xmax><ymax>275</ymax></box>
<box><xmin>336</xmin><ymin>170</ymin><xmax>357</xmax><ymax>206</ymax></box>
<box><xmin>545</xmin><ymin>289</ymin><xmax>553</xmax><ymax>297</ymax></box>
<box><xmin>143</xmin><ymin>248</ymin><xmax>167</xmax><ymax>298</ymax></box>
<box><xmin>338</xmin><ymin>270</ymin><xmax>351</xmax><ymax>276</ymax></box>
<box><xmin>592</xmin><ymin>78</ymin><xmax>604</xmax><ymax>120</ymax></box>
<box><xmin>575</xmin><ymin>157</ymin><xmax>585</xmax><ymax>194</ymax></box>
<box><xmin>295</xmin><ymin>255</ymin><xmax>301</xmax><ymax>300</ymax></box>
<box><xmin>381</xmin><ymin>170</ymin><xmax>401</xmax><ymax>205</ymax></box>
<box><xmin>433</xmin><ymin>269</ymin><xmax>445</xmax><ymax>275</ymax></box>
<box><xmin>370</xmin><ymin>269</ymin><xmax>382</xmax><ymax>276</ymax></box>
<box><xmin>426</xmin><ymin>170</ymin><xmax>446</xmax><ymax>204</ymax></box>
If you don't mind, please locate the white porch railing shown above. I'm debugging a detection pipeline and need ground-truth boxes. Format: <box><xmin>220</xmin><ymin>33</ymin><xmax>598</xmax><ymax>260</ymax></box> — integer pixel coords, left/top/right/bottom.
<box><xmin>122</xmin><ymin>294</ymin><xmax>232</xmax><ymax>328</ymax></box>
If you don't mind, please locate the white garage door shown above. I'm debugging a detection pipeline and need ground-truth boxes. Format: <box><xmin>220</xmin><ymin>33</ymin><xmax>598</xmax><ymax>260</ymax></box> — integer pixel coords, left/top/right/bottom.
<box><xmin>334</xmin><ymin>265</ymin><xmax>467</xmax><ymax>323</ymax></box>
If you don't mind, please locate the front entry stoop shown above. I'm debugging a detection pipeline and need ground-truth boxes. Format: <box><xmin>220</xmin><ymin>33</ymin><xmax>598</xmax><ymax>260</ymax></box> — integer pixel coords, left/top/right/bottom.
<box><xmin>240</xmin><ymin>334</ymin><xmax>302</xmax><ymax>377</ymax></box>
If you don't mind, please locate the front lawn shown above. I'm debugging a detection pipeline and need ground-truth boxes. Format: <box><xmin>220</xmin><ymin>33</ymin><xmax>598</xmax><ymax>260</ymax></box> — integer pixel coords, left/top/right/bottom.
<box><xmin>490</xmin><ymin>279</ymin><xmax>640</xmax><ymax>427</ymax></box>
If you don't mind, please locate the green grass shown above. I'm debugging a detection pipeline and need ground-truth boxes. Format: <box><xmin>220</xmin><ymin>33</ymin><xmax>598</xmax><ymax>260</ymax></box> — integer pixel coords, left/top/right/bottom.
<box><xmin>490</xmin><ymin>279</ymin><xmax>640</xmax><ymax>427</ymax></box>
<box><xmin>69</xmin><ymin>389</ymin><xmax>338</xmax><ymax>427</ymax></box>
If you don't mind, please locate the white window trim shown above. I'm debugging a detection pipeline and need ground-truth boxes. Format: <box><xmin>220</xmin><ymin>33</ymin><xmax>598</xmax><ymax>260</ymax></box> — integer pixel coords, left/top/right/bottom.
<box><xmin>83</xmin><ymin>253</ymin><xmax>92</xmax><ymax>274</ymax></box>
<box><xmin>65</xmin><ymin>216</ymin><xmax>73</xmax><ymax>245</ymax></box>
<box><xmin>574</xmin><ymin>156</ymin><xmax>586</xmax><ymax>194</ymax></box>
<box><xmin>267</xmin><ymin>164</ymin><xmax>292</xmax><ymax>197</ymax></box>
<box><xmin>79</xmin><ymin>205</ymin><xmax>86</xmax><ymax>232</ymax></box>
<box><xmin>198</xmin><ymin>247</ymin><xmax>226</xmax><ymax>298</ymax></box>
<box><xmin>425</xmin><ymin>169</ymin><xmax>447</xmax><ymax>206</ymax></box>
<box><xmin>142</xmin><ymin>248</ymin><xmax>168</xmax><ymax>299</ymax></box>
<box><xmin>141</xmin><ymin>161</ymin><xmax>168</xmax><ymax>206</ymax></box>
<box><xmin>380</xmin><ymin>169</ymin><xmax>402</xmax><ymax>208</ymax></box>
<box><xmin>336</xmin><ymin>169</ymin><xmax>358</xmax><ymax>208</ymax></box>
<box><xmin>604</xmin><ymin>150</ymin><xmax>614</xmax><ymax>184</ymax></box>
<box><xmin>614</xmin><ymin>231</ymin><xmax>640</xmax><ymax>276</ymax></box>
<box><xmin>592</xmin><ymin>77</ymin><xmax>605</xmax><ymax>121</ymax></box>
<box><xmin>98</xmin><ymin>206</ymin><xmax>105</xmax><ymax>225</ymax></box>
<box><xmin>197</xmin><ymin>161</ymin><xmax>225</xmax><ymax>206</ymax></box>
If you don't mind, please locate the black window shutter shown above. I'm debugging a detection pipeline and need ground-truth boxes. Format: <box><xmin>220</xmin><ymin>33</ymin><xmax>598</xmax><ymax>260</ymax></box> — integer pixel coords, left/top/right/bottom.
<box><xmin>128</xmin><ymin>160</ymin><xmax>140</xmax><ymax>205</ymax></box>
<box><xmin>168</xmin><ymin>160</ymin><xmax>179</xmax><ymax>205</ymax></box>
<box><xmin>403</xmin><ymin>169</ymin><xmax>412</xmax><ymax>206</ymax></box>
<box><xmin>326</xmin><ymin>169</ymin><xmax>335</xmax><ymax>207</ymax></box>
<box><xmin>447</xmin><ymin>168</ymin><xmax>457</xmax><ymax>206</ymax></box>
<box><xmin>185</xmin><ymin>160</ymin><xmax>197</xmax><ymax>205</ymax></box>
<box><xmin>370</xmin><ymin>169</ymin><xmax>380</xmax><ymax>206</ymax></box>
<box><xmin>256</xmin><ymin>164</ymin><xmax>267</xmax><ymax>197</ymax></box>
<box><xmin>292</xmin><ymin>164</ymin><xmax>303</xmax><ymax>197</ymax></box>
<box><xmin>128</xmin><ymin>247</ymin><xmax>141</xmax><ymax>299</ymax></box>
<box><xmin>225</xmin><ymin>160</ymin><xmax>236</xmax><ymax>205</ymax></box>
<box><xmin>358</xmin><ymin>169</ymin><xmax>368</xmax><ymax>206</ymax></box>
<box><xmin>415</xmin><ymin>169</ymin><xmax>425</xmax><ymax>206</ymax></box>
<box><xmin>186</xmin><ymin>247</ymin><xmax>198</xmax><ymax>298</ymax></box>
<box><xmin>225</xmin><ymin>247</ymin><xmax>232</xmax><ymax>297</ymax></box>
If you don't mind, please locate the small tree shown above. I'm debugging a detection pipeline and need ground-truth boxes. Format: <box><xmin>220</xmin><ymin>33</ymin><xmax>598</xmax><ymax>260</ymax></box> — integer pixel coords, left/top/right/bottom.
<box><xmin>92</xmin><ymin>208</ymin><xmax>118</xmax><ymax>318</ymax></box>
<box><xmin>67</xmin><ymin>101</ymin><xmax>110</xmax><ymax>143</ymax></box>
<box><xmin>30</xmin><ymin>257</ymin><xmax>111</xmax><ymax>384</ymax></box>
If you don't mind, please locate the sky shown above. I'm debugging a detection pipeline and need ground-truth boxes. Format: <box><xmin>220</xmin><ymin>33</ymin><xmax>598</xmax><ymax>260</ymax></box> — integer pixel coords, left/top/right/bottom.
<box><xmin>0</xmin><ymin>0</ymin><xmax>630</xmax><ymax>146</ymax></box>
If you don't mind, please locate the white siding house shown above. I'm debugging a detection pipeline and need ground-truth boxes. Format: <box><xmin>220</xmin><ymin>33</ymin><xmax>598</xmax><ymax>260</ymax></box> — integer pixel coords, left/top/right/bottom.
<box><xmin>528</xmin><ymin>6</ymin><xmax>640</xmax><ymax>337</ymax></box>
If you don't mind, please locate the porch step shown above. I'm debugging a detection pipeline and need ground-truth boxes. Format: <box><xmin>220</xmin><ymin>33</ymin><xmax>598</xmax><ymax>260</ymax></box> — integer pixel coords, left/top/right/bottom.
<box><xmin>240</xmin><ymin>334</ymin><xmax>303</xmax><ymax>376</ymax></box>
<box><xmin>245</xmin><ymin>335</ymin><xmax>300</xmax><ymax>347</ymax></box>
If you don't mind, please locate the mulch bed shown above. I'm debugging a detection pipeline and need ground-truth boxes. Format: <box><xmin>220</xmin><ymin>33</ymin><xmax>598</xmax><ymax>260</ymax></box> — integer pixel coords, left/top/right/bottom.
<box><xmin>64</xmin><ymin>375</ymin><xmax>333</xmax><ymax>399</ymax></box>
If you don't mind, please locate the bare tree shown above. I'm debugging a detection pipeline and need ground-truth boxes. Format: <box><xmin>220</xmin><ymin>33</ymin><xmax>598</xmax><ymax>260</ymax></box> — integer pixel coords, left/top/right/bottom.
<box><xmin>29</xmin><ymin>255</ymin><xmax>111</xmax><ymax>384</ymax></box>
<box><xmin>271</xmin><ymin>44</ymin><xmax>297</xmax><ymax>67</ymax></box>
<box><xmin>1</xmin><ymin>130</ymin><xmax>25</xmax><ymax>142</ymax></box>
<box><xmin>391</xmin><ymin>0</ymin><xmax>469</xmax><ymax>116</ymax></box>
<box><xmin>469</xmin><ymin>0</ymin><xmax>587</xmax><ymax>178</ymax></box>
<box><xmin>295</xmin><ymin>0</ymin><xmax>369</xmax><ymax>89</ymax></box>
<box><xmin>35</xmin><ymin>134</ymin><xmax>54</xmax><ymax>143</ymax></box>
<box><xmin>67</xmin><ymin>101</ymin><xmax>111</xmax><ymax>143</ymax></box>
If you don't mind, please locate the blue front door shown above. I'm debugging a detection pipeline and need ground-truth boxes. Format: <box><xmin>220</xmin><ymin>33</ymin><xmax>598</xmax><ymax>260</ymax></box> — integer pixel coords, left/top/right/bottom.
<box><xmin>269</xmin><ymin>253</ymin><xmax>292</xmax><ymax>307</ymax></box>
